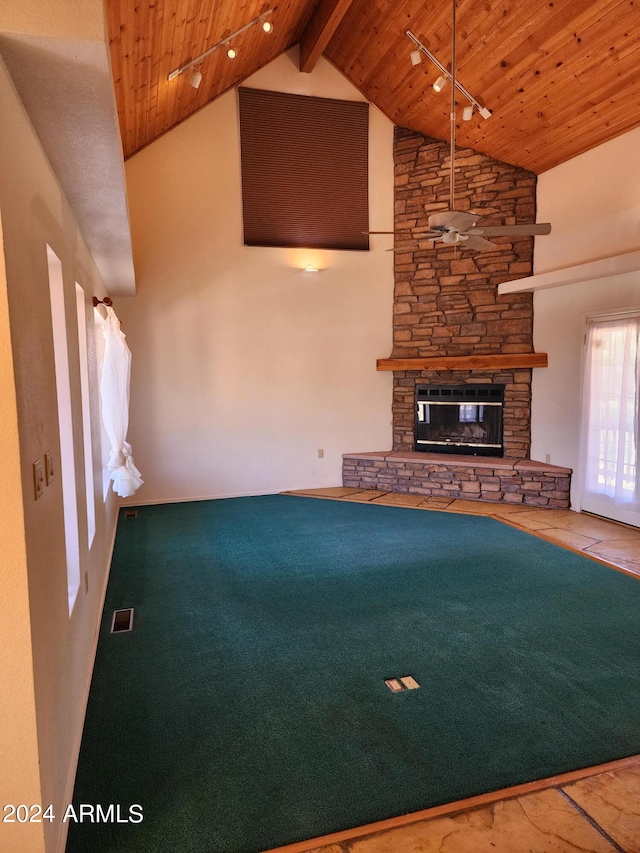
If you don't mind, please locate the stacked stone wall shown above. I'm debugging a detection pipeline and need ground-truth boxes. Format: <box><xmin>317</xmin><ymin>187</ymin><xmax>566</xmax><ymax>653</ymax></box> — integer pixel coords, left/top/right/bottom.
<box><xmin>392</xmin><ymin>127</ymin><xmax>536</xmax><ymax>360</ymax></box>
<box><xmin>343</xmin><ymin>453</ymin><xmax>571</xmax><ymax>509</ymax></box>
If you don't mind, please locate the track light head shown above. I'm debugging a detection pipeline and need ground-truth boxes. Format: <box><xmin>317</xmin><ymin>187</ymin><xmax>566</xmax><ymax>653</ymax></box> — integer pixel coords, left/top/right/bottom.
<box><xmin>433</xmin><ymin>75</ymin><xmax>448</xmax><ymax>93</ymax></box>
<box><xmin>462</xmin><ymin>104</ymin><xmax>474</xmax><ymax>121</ymax></box>
<box><xmin>189</xmin><ymin>69</ymin><xmax>202</xmax><ymax>89</ymax></box>
<box><xmin>262</xmin><ymin>20</ymin><xmax>273</xmax><ymax>33</ymax></box>
<box><xmin>226</xmin><ymin>45</ymin><xmax>237</xmax><ymax>60</ymax></box>
<box><xmin>410</xmin><ymin>49</ymin><xmax>422</xmax><ymax>66</ymax></box>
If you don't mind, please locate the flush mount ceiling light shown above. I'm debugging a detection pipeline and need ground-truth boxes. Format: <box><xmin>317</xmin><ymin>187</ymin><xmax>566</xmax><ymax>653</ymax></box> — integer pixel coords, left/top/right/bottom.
<box><xmin>167</xmin><ymin>10</ymin><xmax>273</xmax><ymax>83</ymax></box>
<box><xmin>406</xmin><ymin>28</ymin><xmax>491</xmax><ymax>121</ymax></box>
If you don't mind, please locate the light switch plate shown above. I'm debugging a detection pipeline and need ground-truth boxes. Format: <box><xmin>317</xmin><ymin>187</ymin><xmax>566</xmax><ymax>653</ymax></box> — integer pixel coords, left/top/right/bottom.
<box><xmin>44</xmin><ymin>450</ymin><xmax>54</xmax><ymax>486</ymax></box>
<box><xmin>33</xmin><ymin>459</ymin><xmax>44</xmax><ymax>500</ymax></box>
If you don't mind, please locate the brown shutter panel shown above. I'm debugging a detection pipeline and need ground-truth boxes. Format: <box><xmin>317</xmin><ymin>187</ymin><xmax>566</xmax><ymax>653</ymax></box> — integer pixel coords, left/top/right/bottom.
<box><xmin>238</xmin><ymin>88</ymin><xmax>369</xmax><ymax>251</ymax></box>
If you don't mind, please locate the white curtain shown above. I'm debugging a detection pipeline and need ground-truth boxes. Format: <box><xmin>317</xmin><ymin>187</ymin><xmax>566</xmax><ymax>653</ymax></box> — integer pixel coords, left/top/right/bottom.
<box><xmin>583</xmin><ymin>314</ymin><xmax>640</xmax><ymax>509</ymax></box>
<box><xmin>96</xmin><ymin>305</ymin><xmax>143</xmax><ymax>498</ymax></box>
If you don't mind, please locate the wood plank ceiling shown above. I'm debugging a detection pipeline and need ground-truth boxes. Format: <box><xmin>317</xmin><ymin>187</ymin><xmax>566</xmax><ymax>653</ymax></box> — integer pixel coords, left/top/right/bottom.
<box><xmin>106</xmin><ymin>0</ymin><xmax>640</xmax><ymax>173</ymax></box>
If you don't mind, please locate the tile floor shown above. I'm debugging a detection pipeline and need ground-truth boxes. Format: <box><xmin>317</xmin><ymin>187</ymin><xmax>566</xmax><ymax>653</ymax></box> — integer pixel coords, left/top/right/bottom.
<box><xmin>274</xmin><ymin>487</ymin><xmax>640</xmax><ymax>853</ymax></box>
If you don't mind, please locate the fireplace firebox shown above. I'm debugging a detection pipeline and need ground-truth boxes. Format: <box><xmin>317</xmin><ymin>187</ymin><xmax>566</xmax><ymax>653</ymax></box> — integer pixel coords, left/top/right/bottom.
<box><xmin>415</xmin><ymin>384</ymin><xmax>505</xmax><ymax>457</ymax></box>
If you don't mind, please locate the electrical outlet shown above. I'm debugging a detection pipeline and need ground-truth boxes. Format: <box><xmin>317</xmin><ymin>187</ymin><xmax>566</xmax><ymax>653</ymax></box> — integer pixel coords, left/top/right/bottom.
<box><xmin>44</xmin><ymin>450</ymin><xmax>54</xmax><ymax>485</ymax></box>
<box><xmin>33</xmin><ymin>459</ymin><xmax>45</xmax><ymax>500</ymax></box>
<box><xmin>318</xmin><ymin>449</ymin><xmax>324</xmax><ymax>458</ymax></box>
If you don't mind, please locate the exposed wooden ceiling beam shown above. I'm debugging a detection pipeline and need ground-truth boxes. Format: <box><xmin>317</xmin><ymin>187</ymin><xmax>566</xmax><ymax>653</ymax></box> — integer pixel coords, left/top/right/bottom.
<box><xmin>299</xmin><ymin>0</ymin><xmax>357</xmax><ymax>73</ymax></box>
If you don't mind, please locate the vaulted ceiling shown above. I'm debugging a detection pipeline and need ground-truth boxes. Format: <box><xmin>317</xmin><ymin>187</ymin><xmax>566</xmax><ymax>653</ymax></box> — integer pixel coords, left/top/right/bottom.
<box><xmin>107</xmin><ymin>0</ymin><xmax>640</xmax><ymax>173</ymax></box>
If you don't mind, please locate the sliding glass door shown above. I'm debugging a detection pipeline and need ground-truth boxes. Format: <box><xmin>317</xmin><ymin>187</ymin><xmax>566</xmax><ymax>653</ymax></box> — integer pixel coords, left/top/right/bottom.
<box><xmin>581</xmin><ymin>312</ymin><xmax>640</xmax><ymax>527</ymax></box>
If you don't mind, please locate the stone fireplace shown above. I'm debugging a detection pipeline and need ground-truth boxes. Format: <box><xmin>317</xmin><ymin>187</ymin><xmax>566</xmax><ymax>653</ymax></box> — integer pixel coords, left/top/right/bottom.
<box><xmin>342</xmin><ymin>127</ymin><xmax>572</xmax><ymax>508</ymax></box>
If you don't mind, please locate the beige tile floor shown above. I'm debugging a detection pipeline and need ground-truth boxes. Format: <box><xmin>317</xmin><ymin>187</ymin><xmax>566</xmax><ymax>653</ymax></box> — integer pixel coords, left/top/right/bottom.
<box><xmin>270</xmin><ymin>487</ymin><xmax>640</xmax><ymax>853</ymax></box>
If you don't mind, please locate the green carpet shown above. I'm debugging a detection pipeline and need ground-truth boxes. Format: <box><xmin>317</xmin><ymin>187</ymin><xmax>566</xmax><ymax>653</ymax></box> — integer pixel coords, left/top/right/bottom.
<box><xmin>69</xmin><ymin>495</ymin><xmax>640</xmax><ymax>852</ymax></box>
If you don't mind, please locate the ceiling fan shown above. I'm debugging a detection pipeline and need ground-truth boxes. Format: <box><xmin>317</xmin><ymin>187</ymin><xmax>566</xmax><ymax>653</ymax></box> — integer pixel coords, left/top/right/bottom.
<box><xmin>369</xmin><ymin>0</ymin><xmax>551</xmax><ymax>253</ymax></box>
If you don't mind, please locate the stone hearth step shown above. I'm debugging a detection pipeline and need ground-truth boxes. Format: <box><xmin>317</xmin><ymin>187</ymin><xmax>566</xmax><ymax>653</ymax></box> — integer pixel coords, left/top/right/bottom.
<box><xmin>342</xmin><ymin>451</ymin><xmax>571</xmax><ymax>508</ymax></box>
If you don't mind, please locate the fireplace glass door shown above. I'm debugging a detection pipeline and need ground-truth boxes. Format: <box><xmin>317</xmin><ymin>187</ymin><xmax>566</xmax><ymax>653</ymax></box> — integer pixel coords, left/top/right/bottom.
<box><xmin>415</xmin><ymin>385</ymin><xmax>504</xmax><ymax>456</ymax></box>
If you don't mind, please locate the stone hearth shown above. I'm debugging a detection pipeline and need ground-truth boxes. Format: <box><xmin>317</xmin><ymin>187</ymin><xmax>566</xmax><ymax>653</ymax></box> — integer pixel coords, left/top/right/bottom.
<box><xmin>343</xmin><ymin>452</ymin><xmax>571</xmax><ymax>509</ymax></box>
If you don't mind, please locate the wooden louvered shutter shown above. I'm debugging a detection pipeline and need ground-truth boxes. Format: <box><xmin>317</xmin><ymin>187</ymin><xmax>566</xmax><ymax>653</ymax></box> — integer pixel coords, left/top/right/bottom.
<box><xmin>238</xmin><ymin>88</ymin><xmax>369</xmax><ymax>251</ymax></box>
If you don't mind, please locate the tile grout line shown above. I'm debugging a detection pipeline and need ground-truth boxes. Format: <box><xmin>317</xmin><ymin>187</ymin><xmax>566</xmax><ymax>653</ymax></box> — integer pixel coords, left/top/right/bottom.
<box><xmin>557</xmin><ymin>789</ymin><xmax>627</xmax><ymax>853</ymax></box>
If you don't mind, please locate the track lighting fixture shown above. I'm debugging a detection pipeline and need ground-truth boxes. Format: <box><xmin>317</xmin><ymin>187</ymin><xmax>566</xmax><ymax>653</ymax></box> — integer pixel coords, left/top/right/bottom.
<box><xmin>433</xmin><ymin>75</ymin><xmax>448</xmax><ymax>93</ymax></box>
<box><xmin>406</xmin><ymin>29</ymin><xmax>491</xmax><ymax>122</ymax></box>
<box><xmin>167</xmin><ymin>10</ymin><xmax>273</xmax><ymax>83</ymax></box>
<box><xmin>410</xmin><ymin>49</ymin><xmax>422</xmax><ymax>66</ymax></box>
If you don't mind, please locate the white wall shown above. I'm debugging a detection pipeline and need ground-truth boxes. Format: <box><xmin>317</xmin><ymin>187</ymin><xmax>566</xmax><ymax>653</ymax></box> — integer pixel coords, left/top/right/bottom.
<box><xmin>535</xmin><ymin>126</ymin><xmax>640</xmax><ymax>275</ymax></box>
<box><xmin>119</xmin><ymin>48</ymin><xmax>394</xmax><ymax>504</ymax></box>
<box><xmin>0</xmin><ymin>56</ymin><xmax>118</xmax><ymax>853</ymax></box>
<box><xmin>531</xmin><ymin>128</ymin><xmax>640</xmax><ymax>509</ymax></box>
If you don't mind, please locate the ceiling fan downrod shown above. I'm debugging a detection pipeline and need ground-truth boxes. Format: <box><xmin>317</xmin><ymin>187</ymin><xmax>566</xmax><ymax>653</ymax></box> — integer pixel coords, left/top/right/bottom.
<box><xmin>450</xmin><ymin>0</ymin><xmax>456</xmax><ymax>212</ymax></box>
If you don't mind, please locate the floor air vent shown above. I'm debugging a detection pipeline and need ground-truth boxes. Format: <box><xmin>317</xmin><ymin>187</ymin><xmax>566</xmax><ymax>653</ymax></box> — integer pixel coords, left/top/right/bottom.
<box><xmin>124</xmin><ymin>509</ymin><xmax>138</xmax><ymax>519</ymax></box>
<box><xmin>111</xmin><ymin>608</ymin><xmax>134</xmax><ymax>633</ymax></box>
<box><xmin>385</xmin><ymin>676</ymin><xmax>420</xmax><ymax>692</ymax></box>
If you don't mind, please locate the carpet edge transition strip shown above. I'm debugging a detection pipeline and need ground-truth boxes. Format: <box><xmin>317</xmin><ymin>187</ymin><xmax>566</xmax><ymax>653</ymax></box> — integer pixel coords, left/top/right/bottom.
<box><xmin>261</xmin><ymin>755</ymin><xmax>640</xmax><ymax>853</ymax></box>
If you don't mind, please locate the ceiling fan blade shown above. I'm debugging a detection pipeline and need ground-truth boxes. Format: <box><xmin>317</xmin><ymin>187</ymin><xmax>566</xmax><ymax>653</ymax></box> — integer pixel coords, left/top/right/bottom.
<box><xmin>428</xmin><ymin>210</ymin><xmax>479</xmax><ymax>231</ymax></box>
<box><xmin>460</xmin><ymin>234</ymin><xmax>498</xmax><ymax>252</ymax></box>
<box><xmin>363</xmin><ymin>230</ymin><xmax>445</xmax><ymax>238</ymax></box>
<box><xmin>473</xmin><ymin>223</ymin><xmax>552</xmax><ymax>237</ymax></box>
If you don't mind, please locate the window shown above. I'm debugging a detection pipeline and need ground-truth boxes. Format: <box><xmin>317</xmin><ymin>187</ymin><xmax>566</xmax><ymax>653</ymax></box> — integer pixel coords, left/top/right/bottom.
<box><xmin>75</xmin><ymin>283</ymin><xmax>96</xmax><ymax>547</ymax></box>
<box><xmin>238</xmin><ymin>88</ymin><xmax>369</xmax><ymax>250</ymax></box>
<box><xmin>47</xmin><ymin>247</ymin><xmax>80</xmax><ymax>613</ymax></box>
<box><xmin>581</xmin><ymin>311</ymin><xmax>640</xmax><ymax>526</ymax></box>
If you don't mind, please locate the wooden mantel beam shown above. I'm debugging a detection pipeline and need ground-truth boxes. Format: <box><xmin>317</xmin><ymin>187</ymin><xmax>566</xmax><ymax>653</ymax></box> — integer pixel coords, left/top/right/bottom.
<box><xmin>299</xmin><ymin>0</ymin><xmax>357</xmax><ymax>73</ymax></box>
<box><xmin>376</xmin><ymin>353</ymin><xmax>549</xmax><ymax>372</ymax></box>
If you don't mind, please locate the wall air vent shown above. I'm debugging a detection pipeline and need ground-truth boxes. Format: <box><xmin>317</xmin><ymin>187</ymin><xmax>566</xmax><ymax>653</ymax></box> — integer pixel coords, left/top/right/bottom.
<box><xmin>111</xmin><ymin>608</ymin><xmax>134</xmax><ymax>633</ymax></box>
<box><xmin>124</xmin><ymin>509</ymin><xmax>138</xmax><ymax>519</ymax></box>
